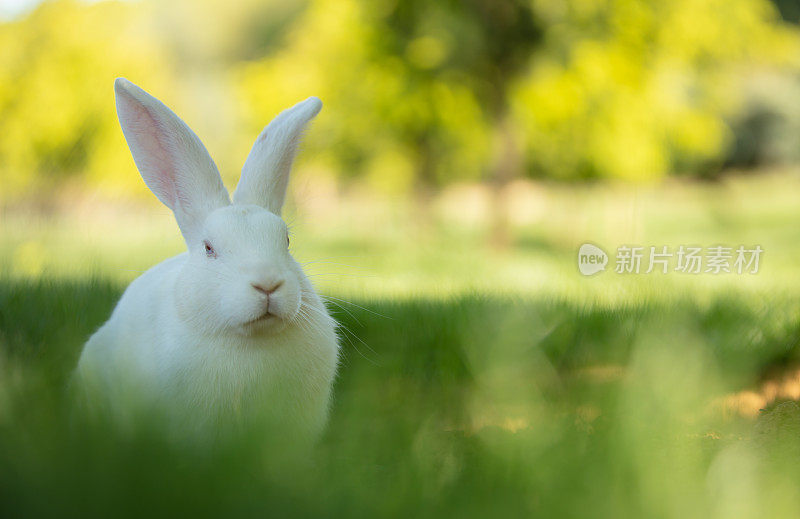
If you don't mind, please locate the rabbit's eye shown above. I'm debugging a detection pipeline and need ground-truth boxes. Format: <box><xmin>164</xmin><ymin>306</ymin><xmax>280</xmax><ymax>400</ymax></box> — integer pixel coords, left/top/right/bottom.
<box><xmin>203</xmin><ymin>240</ymin><xmax>217</xmax><ymax>258</ymax></box>
<box><xmin>286</xmin><ymin>234</ymin><xmax>290</xmax><ymax>248</ymax></box>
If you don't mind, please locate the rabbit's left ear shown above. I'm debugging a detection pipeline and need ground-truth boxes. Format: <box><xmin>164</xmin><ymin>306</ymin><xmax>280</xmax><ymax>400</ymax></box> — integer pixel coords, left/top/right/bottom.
<box><xmin>233</xmin><ymin>97</ymin><xmax>322</xmax><ymax>214</ymax></box>
<box><xmin>115</xmin><ymin>78</ymin><xmax>231</xmax><ymax>245</ymax></box>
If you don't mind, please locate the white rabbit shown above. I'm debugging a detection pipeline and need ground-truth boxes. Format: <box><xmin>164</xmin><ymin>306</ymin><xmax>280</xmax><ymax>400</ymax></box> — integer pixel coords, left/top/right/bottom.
<box><xmin>74</xmin><ymin>79</ymin><xmax>339</xmax><ymax>443</ymax></box>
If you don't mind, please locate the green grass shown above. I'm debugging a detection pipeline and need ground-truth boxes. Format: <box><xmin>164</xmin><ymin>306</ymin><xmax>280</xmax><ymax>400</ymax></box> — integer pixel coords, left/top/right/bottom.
<box><xmin>3</xmin><ymin>172</ymin><xmax>800</xmax><ymax>517</ymax></box>
<box><xmin>2</xmin><ymin>281</ymin><xmax>800</xmax><ymax>517</ymax></box>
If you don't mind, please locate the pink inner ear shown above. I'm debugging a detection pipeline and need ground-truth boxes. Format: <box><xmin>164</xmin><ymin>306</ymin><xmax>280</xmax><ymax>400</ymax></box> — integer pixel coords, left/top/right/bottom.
<box><xmin>117</xmin><ymin>89</ymin><xmax>179</xmax><ymax>209</ymax></box>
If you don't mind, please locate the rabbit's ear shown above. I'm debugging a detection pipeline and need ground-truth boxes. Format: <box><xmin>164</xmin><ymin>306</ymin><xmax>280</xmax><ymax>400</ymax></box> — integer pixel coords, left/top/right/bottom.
<box><xmin>233</xmin><ymin>97</ymin><xmax>322</xmax><ymax>214</ymax></box>
<box><xmin>114</xmin><ymin>78</ymin><xmax>230</xmax><ymax>244</ymax></box>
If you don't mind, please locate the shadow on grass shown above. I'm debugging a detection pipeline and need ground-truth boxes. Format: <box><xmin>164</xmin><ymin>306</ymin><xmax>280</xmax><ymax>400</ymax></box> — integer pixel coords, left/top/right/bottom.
<box><xmin>1</xmin><ymin>277</ymin><xmax>800</xmax><ymax>517</ymax></box>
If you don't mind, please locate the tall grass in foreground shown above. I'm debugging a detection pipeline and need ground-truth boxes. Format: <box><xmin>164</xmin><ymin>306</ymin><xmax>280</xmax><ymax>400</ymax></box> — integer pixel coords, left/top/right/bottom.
<box><xmin>2</xmin><ymin>277</ymin><xmax>800</xmax><ymax>517</ymax></box>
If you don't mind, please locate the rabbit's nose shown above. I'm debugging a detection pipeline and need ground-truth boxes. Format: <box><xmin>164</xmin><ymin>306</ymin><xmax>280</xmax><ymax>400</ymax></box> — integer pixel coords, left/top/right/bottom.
<box><xmin>251</xmin><ymin>281</ymin><xmax>283</xmax><ymax>296</ymax></box>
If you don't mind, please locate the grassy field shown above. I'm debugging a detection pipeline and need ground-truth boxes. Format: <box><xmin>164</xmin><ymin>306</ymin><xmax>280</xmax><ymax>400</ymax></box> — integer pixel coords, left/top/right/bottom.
<box><xmin>2</xmin><ymin>172</ymin><xmax>800</xmax><ymax>517</ymax></box>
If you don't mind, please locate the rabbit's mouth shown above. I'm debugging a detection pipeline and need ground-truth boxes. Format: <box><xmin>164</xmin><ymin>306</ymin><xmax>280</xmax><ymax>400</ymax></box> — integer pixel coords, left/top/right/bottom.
<box><xmin>243</xmin><ymin>310</ymin><xmax>276</xmax><ymax>327</ymax></box>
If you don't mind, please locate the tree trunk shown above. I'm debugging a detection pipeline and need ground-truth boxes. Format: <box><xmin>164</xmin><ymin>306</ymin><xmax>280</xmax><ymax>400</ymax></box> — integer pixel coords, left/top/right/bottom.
<box><xmin>488</xmin><ymin>110</ymin><xmax>521</xmax><ymax>249</ymax></box>
<box><xmin>412</xmin><ymin>134</ymin><xmax>437</xmax><ymax>234</ymax></box>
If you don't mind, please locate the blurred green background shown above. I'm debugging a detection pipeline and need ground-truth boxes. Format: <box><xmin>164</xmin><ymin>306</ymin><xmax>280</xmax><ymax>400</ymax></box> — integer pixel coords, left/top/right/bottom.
<box><xmin>3</xmin><ymin>0</ymin><xmax>800</xmax><ymax>199</ymax></box>
<box><xmin>4</xmin><ymin>0</ymin><xmax>800</xmax><ymax>517</ymax></box>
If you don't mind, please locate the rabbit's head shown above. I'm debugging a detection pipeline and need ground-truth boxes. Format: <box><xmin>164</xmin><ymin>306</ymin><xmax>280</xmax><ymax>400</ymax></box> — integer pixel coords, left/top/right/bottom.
<box><xmin>114</xmin><ymin>78</ymin><xmax>322</xmax><ymax>335</ymax></box>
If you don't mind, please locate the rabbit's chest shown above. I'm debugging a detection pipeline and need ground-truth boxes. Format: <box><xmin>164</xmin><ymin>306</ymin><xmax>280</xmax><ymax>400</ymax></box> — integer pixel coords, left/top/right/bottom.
<box><xmin>158</xmin><ymin>339</ymin><xmax>320</xmax><ymax>417</ymax></box>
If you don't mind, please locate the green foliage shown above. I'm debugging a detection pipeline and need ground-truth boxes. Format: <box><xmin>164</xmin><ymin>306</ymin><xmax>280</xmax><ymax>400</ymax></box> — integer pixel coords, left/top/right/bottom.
<box><xmin>236</xmin><ymin>0</ymin><xmax>498</xmax><ymax>190</ymax></box>
<box><xmin>0</xmin><ymin>0</ymin><xmax>799</xmax><ymax>197</ymax></box>
<box><xmin>239</xmin><ymin>0</ymin><xmax>800</xmax><ymax>185</ymax></box>
<box><xmin>513</xmin><ymin>0</ymin><xmax>800</xmax><ymax>180</ymax></box>
<box><xmin>0</xmin><ymin>0</ymin><xmax>172</xmax><ymax>198</ymax></box>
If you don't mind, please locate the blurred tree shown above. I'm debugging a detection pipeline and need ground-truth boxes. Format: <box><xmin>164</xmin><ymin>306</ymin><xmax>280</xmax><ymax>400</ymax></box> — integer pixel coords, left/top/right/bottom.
<box><xmin>375</xmin><ymin>0</ymin><xmax>543</xmax><ymax>244</ymax></box>
<box><xmin>238</xmin><ymin>0</ymin><xmax>542</xmax><ymax>243</ymax></box>
<box><xmin>512</xmin><ymin>0</ymin><xmax>800</xmax><ymax>181</ymax></box>
<box><xmin>0</xmin><ymin>0</ymin><xmax>172</xmax><ymax>200</ymax></box>
<box><xmin>236</xmin><ymin>0</ymin><xmax>492</xmax><ymax>197</ymax></box>
<box><xmin>725</xmin><ymin>73</ymin><xmax>800</xmax><ymax>169</ymax></box>
<box><xmin>0</xmin><ymin>0</ymin><xmax>305</xmax><ymax>200</ymax></box>
<box><xmin>770</xmin><ymin>0</ymin><xmax>800</xmax><ymax>24</ymax></box>
<box><xmin>238</xmin><ymin>0</ymin><xmax>800</xmax><ymax>229</ymax></box>
<box><xmin>1</xmin><ymin>0</ymin><xmax>800</xmax><ymax>207</ymax></box>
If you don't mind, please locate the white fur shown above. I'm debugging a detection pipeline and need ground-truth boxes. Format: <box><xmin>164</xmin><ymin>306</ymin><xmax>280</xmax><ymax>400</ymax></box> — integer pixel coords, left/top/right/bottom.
<box><xmin>75</xmin><ymin>79</ymin><xmax>339</xmax><ymax>442</ymax></box>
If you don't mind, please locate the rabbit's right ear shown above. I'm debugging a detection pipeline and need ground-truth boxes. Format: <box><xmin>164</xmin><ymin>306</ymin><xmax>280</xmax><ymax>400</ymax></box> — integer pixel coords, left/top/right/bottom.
<box><xmin>114</xmin><ymin>78</ymin><xmax>230</xmax><ymax>245</ymax></box>
<box><xmin>233</xmin><ymin>97</ymin><xmax>322</xmax><ymax>214</ymax></box>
